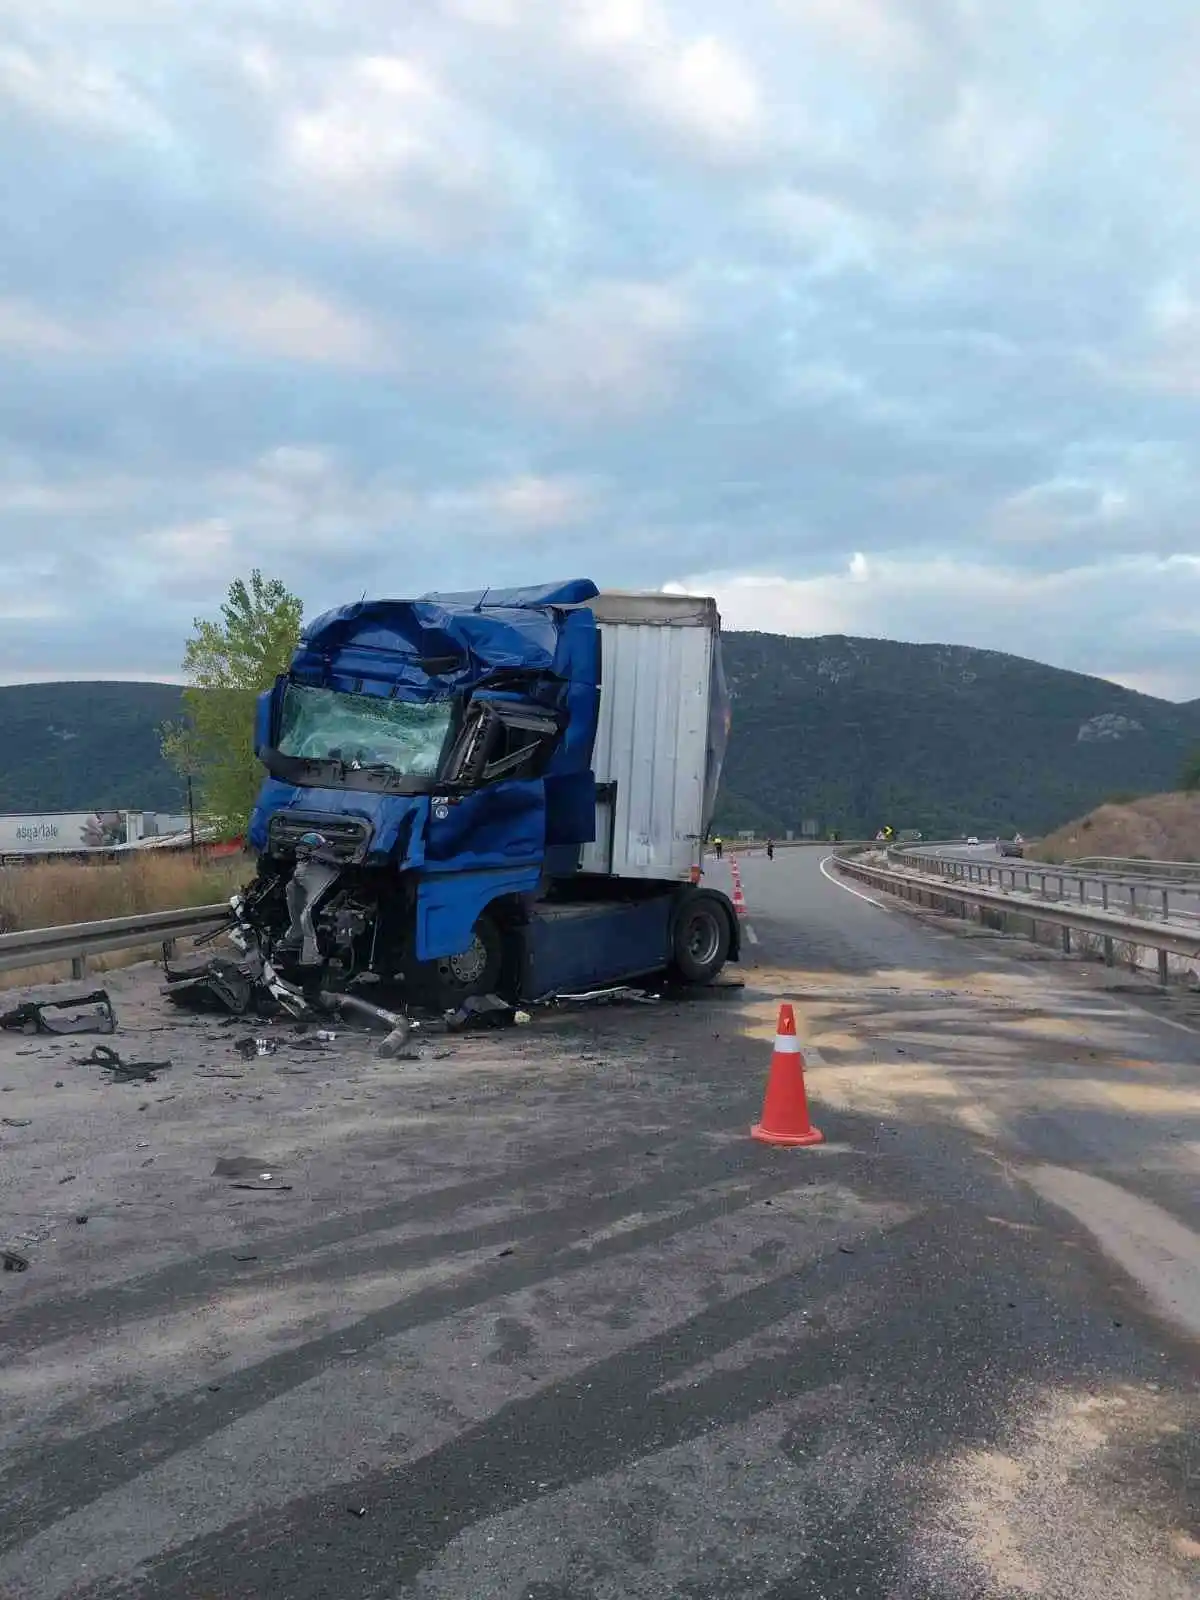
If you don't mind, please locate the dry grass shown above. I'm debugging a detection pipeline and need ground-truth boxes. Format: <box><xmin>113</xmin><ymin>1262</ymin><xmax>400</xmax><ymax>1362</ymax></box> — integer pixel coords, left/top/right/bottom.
<box><xmin>0</xmin><ymin>852</ymin><xmax>248</xmax><ymax>936</ymax></box>
<box><xmin>1034</xmin><ymin>792</ymin><xmax>1200</xmax><ymax>864</ymax></box>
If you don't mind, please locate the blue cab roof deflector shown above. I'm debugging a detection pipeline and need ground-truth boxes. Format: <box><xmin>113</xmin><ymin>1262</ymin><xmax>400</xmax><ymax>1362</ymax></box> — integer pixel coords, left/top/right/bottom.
<box><xmin>294</xmin><ymin>578</ymin><xmax>601</xmax><ymax>700</ymax></box>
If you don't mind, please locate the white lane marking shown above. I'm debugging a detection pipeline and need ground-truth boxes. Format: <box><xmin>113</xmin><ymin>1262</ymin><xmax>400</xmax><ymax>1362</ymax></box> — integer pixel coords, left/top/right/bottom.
<box><xmin>744</xmin><ymin>923</ymin><xmax>760</xmax><ymax>945</ymax></box>
<box><xmin>1104</xmin><ymin>993</ymin><xmax>1200</xmax><ymax>1039</ymax></box>
<box><xmin>819</xmin><ymin>854</ymin><xmax>890</xmax><ymax>909</ymax></box>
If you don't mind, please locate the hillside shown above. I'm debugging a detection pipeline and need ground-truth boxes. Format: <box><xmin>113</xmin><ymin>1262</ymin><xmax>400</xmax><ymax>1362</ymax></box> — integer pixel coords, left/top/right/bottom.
<box><xmin>0</xmin><ymin>682</ymin><xmax>184</xmax><ymax>813</ymax></box>
<box><xmin>1034</xmin><ymin>793</ymin><xmax>1200</xmax><ymax>864</ymax></box>
<box><xmin>2</xmin><ymin>637</ymin><xmax>1199</xmax><ymax>836</ymax></box>
<box><xmin>716</xmin><ymin>634</ymin><xmax>1200</xmax><ymax>837</ymax></box>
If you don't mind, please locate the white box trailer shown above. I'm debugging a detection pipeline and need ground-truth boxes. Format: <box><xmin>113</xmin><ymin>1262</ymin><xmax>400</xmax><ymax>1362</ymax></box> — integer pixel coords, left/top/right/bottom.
<box><xmin>577</xmin><ymin>592</ymin><xmax>727</xmax><ymax>882</ymax></box>
<box><xmin>0</xmin><ymin>810</ymin><xmax>145</xmax><ymax>855</ymax></box>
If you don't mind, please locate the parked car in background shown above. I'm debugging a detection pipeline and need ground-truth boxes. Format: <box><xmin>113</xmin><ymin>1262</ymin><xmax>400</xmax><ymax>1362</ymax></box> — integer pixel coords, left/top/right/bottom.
<box><xmin>967</xmin><ymin>835</ymin><xmax>980</xmax><ymax>846</ymax></box>
<box><xmin>997</xmin><ymin>838</ymin><xmax>1025</xmax><ymax>858</ymax></box>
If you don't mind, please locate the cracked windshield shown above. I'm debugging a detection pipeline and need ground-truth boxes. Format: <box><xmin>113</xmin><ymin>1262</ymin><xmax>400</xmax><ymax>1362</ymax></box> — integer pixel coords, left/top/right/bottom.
<box><xmin>277</xmin><ymin>684</ymin><xmax>452</xmax><ymax>776</ymax></box>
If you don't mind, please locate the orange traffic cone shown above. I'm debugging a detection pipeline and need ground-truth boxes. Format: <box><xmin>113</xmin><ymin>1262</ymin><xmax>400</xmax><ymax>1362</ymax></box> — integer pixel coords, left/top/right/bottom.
<box><xmin>751</xmin><ymin>1003</ymin><xmax>824</xmax><ymax>1146</ymax></box>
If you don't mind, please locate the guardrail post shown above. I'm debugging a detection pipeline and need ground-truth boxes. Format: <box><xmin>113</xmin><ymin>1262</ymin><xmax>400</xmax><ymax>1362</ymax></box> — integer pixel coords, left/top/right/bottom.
<box><xmin>1161</xmin><ymin>889</ymin><xmax>1169</xmax><ymax>921</ymax></box>
<box><xmin>1158</xmin><ymin>948</ymin><xmax>1169</xmax><ymax>987</ymax></box>
<box><xmin>162</xmin><ymin>938</ymin><xmax>178</xmax><ymax>963</ymax></box>
<box><xmin>1056</xmin><ymin>874</ymin><xmax>1065</xmax><ymax>900</ymax></box>
<box><xmin>71</xmin><ymin>955</ymin><xmax>86</xmax><ymax>981</ymax></box>
<box><xmin>1062</xmin><ymin>927</ymin><xmax>1071</xmax><ymax>954</ymax></box>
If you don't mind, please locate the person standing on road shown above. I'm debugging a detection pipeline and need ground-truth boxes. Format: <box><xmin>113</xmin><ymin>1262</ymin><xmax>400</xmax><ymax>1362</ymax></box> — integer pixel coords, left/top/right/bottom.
<box><xmin>766</xmin><ymin>837</ymin><xmax>775</xmax><ymax>861</ymax></box>
<box><xmin>712</xmin><ymin>835</ymin><xmax>723</xmax><ymax>860</ymax></box>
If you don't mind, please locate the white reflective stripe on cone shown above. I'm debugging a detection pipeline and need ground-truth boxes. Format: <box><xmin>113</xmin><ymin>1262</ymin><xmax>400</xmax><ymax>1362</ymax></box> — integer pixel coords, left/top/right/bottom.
<box><xmin>773</xmin><ymin>1035</ymin><xmax>802</xmax><ymax>1054</ymax></box>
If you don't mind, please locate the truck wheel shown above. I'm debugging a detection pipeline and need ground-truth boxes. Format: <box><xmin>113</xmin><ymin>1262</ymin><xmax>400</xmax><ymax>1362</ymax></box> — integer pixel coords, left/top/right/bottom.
<box><xmin>670</xmin><ymin>894</ymin><xmax>731</xmax><ymax>984</ymax></box>
<box><xmin>411</xmin><ymin>912</ymin><xmax>505</xmax><ymax>1010</ymax></box>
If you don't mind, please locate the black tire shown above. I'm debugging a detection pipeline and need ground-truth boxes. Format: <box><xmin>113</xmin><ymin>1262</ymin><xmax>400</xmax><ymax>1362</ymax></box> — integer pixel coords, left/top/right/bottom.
<box><xmin>670</xmin><ymin>893</ymin><xmax>731</xmax><ymax>984</ymax></box>
<box><xmin>409</xmin><ymin>912</ymin><xmax>505</xmax><ymax>1010</ymax></box>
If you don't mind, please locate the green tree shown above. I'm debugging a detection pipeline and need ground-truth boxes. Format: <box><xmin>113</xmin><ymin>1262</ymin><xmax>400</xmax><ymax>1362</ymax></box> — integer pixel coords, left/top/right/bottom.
<box><xmin>1181</xmin><ymin>751</ymin><xmax>1200</xmax><ymax>793</ymax></box>
<box><xmin>161</xmin><ymin>571</ymin><xmax>303</xmax><ymax>836</ymax></box>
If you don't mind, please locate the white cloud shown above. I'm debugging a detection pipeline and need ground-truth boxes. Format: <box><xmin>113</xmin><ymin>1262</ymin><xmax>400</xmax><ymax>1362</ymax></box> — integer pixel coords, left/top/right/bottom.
<box><xmin>667</xmin><ymin>553</ymin><xmax>1200</xmax><ymax>696</ymax></box>
<box><xmin>0</xmin><ymin>298</ymin><xmax>88</xmax><ymax>354</ymax></box>
<box><xmin>989</xmin><ymin>477</ymin><xmax>1129</xmax><ymax>544</ymax></box>
<box><xmin>755</xmin><ymin>187</ymin><xmax>881</xmax><ymax>272</ymax></box>
<box><xmin>651</xmin><ymin>35</ymin><xmax>764</xmax><ymax>155</ymax></box>
<box><xmin>557</xmin><ymin>5</ymin><xmax>766</xmax><ymax>161</ymax></box>
<box><xmin>0</xmin><ymin>44</ymin><xmax>168</xmax><ymax>142</ymax></box>
<box><xmin>508</xmin><ymin>280</ymin><xmax>693</xmax><ymax>418</ymax></box>
<box><xmin>0</xmin><ymin>471</ymin><xmax>138</xmax><ymax>514</ymax></box>
<box><xmin>568</xmin><ymin>0</ymin><xmax>656</xmax><ymax>51</ymax></box>
<box><xmin>0</xmin><ymin>0</ymin><xmax>1198</xmax><ymax>699</ymax></box>
<box><xmin>203</xmin><ymin>451</ymin><xmax>592</xmax><ymax>559</ymax></box>
<box><xmin>1124</xmin><ymin>278</ymin><xmax>1200</xmax><ymax>395</ymax></box>
<box><xmin>427</xmin><ymin>473</ymin><xmax>597</xmax><ymax>531</ymax></box>
<box><xmin>138</xmin><ymin>518</ymin><xmax>237</xmax><ymax>593</ymax></box>
<box><xmin>276</xmin><ymin>54</ymin><xmax>515</xmax><ymax>245</ymax></box>
<box><xmin>778</xmin><ymin>0</ymin><xmax>928</xmax><ymax>69</ymax></box>
<box><xmin>155</xmin><ymin>266</ymin><xmax>398</xmax><ymax>370</ymax></box>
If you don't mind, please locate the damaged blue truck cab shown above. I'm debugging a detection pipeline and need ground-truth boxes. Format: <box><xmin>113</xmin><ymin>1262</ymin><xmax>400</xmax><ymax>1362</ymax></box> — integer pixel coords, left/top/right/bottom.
<box><xmin>246</xmin><ymin>579</ymin><xmax>736</xmax><ymax>1009</ymax></box>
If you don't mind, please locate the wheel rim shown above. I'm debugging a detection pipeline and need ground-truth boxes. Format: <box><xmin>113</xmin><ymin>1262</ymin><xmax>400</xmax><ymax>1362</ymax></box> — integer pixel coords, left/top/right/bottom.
<box><xmin>440</xmin><ymin>934</ymin><xmax>488</xmax><ymax>987</ymax></box>
<box><xmin>685</xmin><ymin>909</ymin><xmax>722</xmax><ymax>967</ymax></box>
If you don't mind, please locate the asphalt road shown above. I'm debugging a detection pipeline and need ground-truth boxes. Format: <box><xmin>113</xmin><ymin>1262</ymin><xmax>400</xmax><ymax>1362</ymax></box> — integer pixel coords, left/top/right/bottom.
<box><xmin>1</xmin><ymin>851</ymin><xmax>1197</xmax><ymax>1599</ymax></box>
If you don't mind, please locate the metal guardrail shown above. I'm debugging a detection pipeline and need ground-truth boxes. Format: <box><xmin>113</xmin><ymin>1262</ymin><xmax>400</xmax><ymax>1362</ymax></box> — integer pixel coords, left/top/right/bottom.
<box><xmin>1066</xmin><ymin>856</ymin><xmax>1200</xmax><ymax>882</ymax></box>
<box><xmin>0</xmin><ymin>904</ymin><xmax>229</xmax><ymax>979</ymax></box>
<box><xmin>891</xmin><ymin>848</ymin><xmax>1200</xmax><ymax>924</ymax></box>
<box><xmin>836</xmin><ymin>852</ymin><xmax>1200</xmax><ymax>985</ymax></box>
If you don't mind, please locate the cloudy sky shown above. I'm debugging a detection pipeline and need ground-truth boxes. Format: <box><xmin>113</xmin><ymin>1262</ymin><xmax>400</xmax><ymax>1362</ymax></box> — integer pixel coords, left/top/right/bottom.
<box><xmin>1</xmin><ymin>1</ymin><xmax>1197</xmax><ymax>695</ymax></box>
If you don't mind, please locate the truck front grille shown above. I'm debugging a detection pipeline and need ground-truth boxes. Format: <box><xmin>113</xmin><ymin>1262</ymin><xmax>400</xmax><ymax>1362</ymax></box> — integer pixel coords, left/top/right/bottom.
<box><xmin>267</xmin><ymin>813</ymin><xmax>371</xmax><ymax>863</ymax></box>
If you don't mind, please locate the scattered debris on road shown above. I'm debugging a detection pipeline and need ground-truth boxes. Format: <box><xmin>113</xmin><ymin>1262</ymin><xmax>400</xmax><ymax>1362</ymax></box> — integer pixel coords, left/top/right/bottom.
<box><xmin>2</xmin><ymin>1248</ymin><xmax>29</xmax><ymax>1271</ymax></box>
<box><xmin>1</xmin><ymin>1116</ymin><xmax>32</xmax><ymax>1128</ymax></box>
<box><xmin>445</xmin><ymin>993</ymin><xmax>518</xmax><ymax>1032</ymax></box>
<box><xmin>550</xmin><ymin>985</ymin><xmax>661</xmax><ymax>1007</ymax></box>
<box><xmin>77</xmin><ymin>1045</ymin><xmax>172</xmax><ymax>1084</ymax></box>
<box><xmin>234</xmin><ymin>1036</ymin><xmax>278</xmax><ymax>1059</ymax></box>
<box><xmin>163</xmin><ymin>957</ymin><xmax>259</xmax><ymax>1017</ymax></box>
<box><xmin>0</xmin><ymin>988</ymin><xmax>117</xmax><ymax>1036</ymax></box>
<box><xmin>213</xmin><ymin>1155</ymin><xmax>291</xmax><ymax>1191</ymax></box>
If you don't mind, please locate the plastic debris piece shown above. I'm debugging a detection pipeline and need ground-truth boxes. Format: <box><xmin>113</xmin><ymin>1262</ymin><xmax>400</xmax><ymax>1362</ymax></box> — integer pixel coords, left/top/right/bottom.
<box><xmin>445</xmin><ymin>994</ymin><xmax>515</xmax><ymax>1033</ymax></box>
<box><xmin>163</xmin><ymin>958</ymin><xmax>257</xmax><ymax>1017</ymax></box>
<box><xmin>2</xmin><ymin>1249</ymin><xmax>29</xmax><ymax>1271</ymax></box>
<box><xmin>77</xmin><ymin>1046</ymin><xmax>171</xmax><ymax>1084</ymax></box>
<box><xmin>214</xmin><ymin>1155</ymin><xmax>290</xmax><ymax>1191</ymax></box>
<box><xmin>0</xmin><ymin>988</ymin><xmax>116</xmax><ymax>1036</ymax></box>
<box><xmin>2</xmin><ymin>1117</ymin><xmax>32</xmax><ymax>1128</ymax></box>
<box><xmin>550</xmin><ymin>986</ymin><xmax>660</xmax><ymax>1006</ymax></box>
